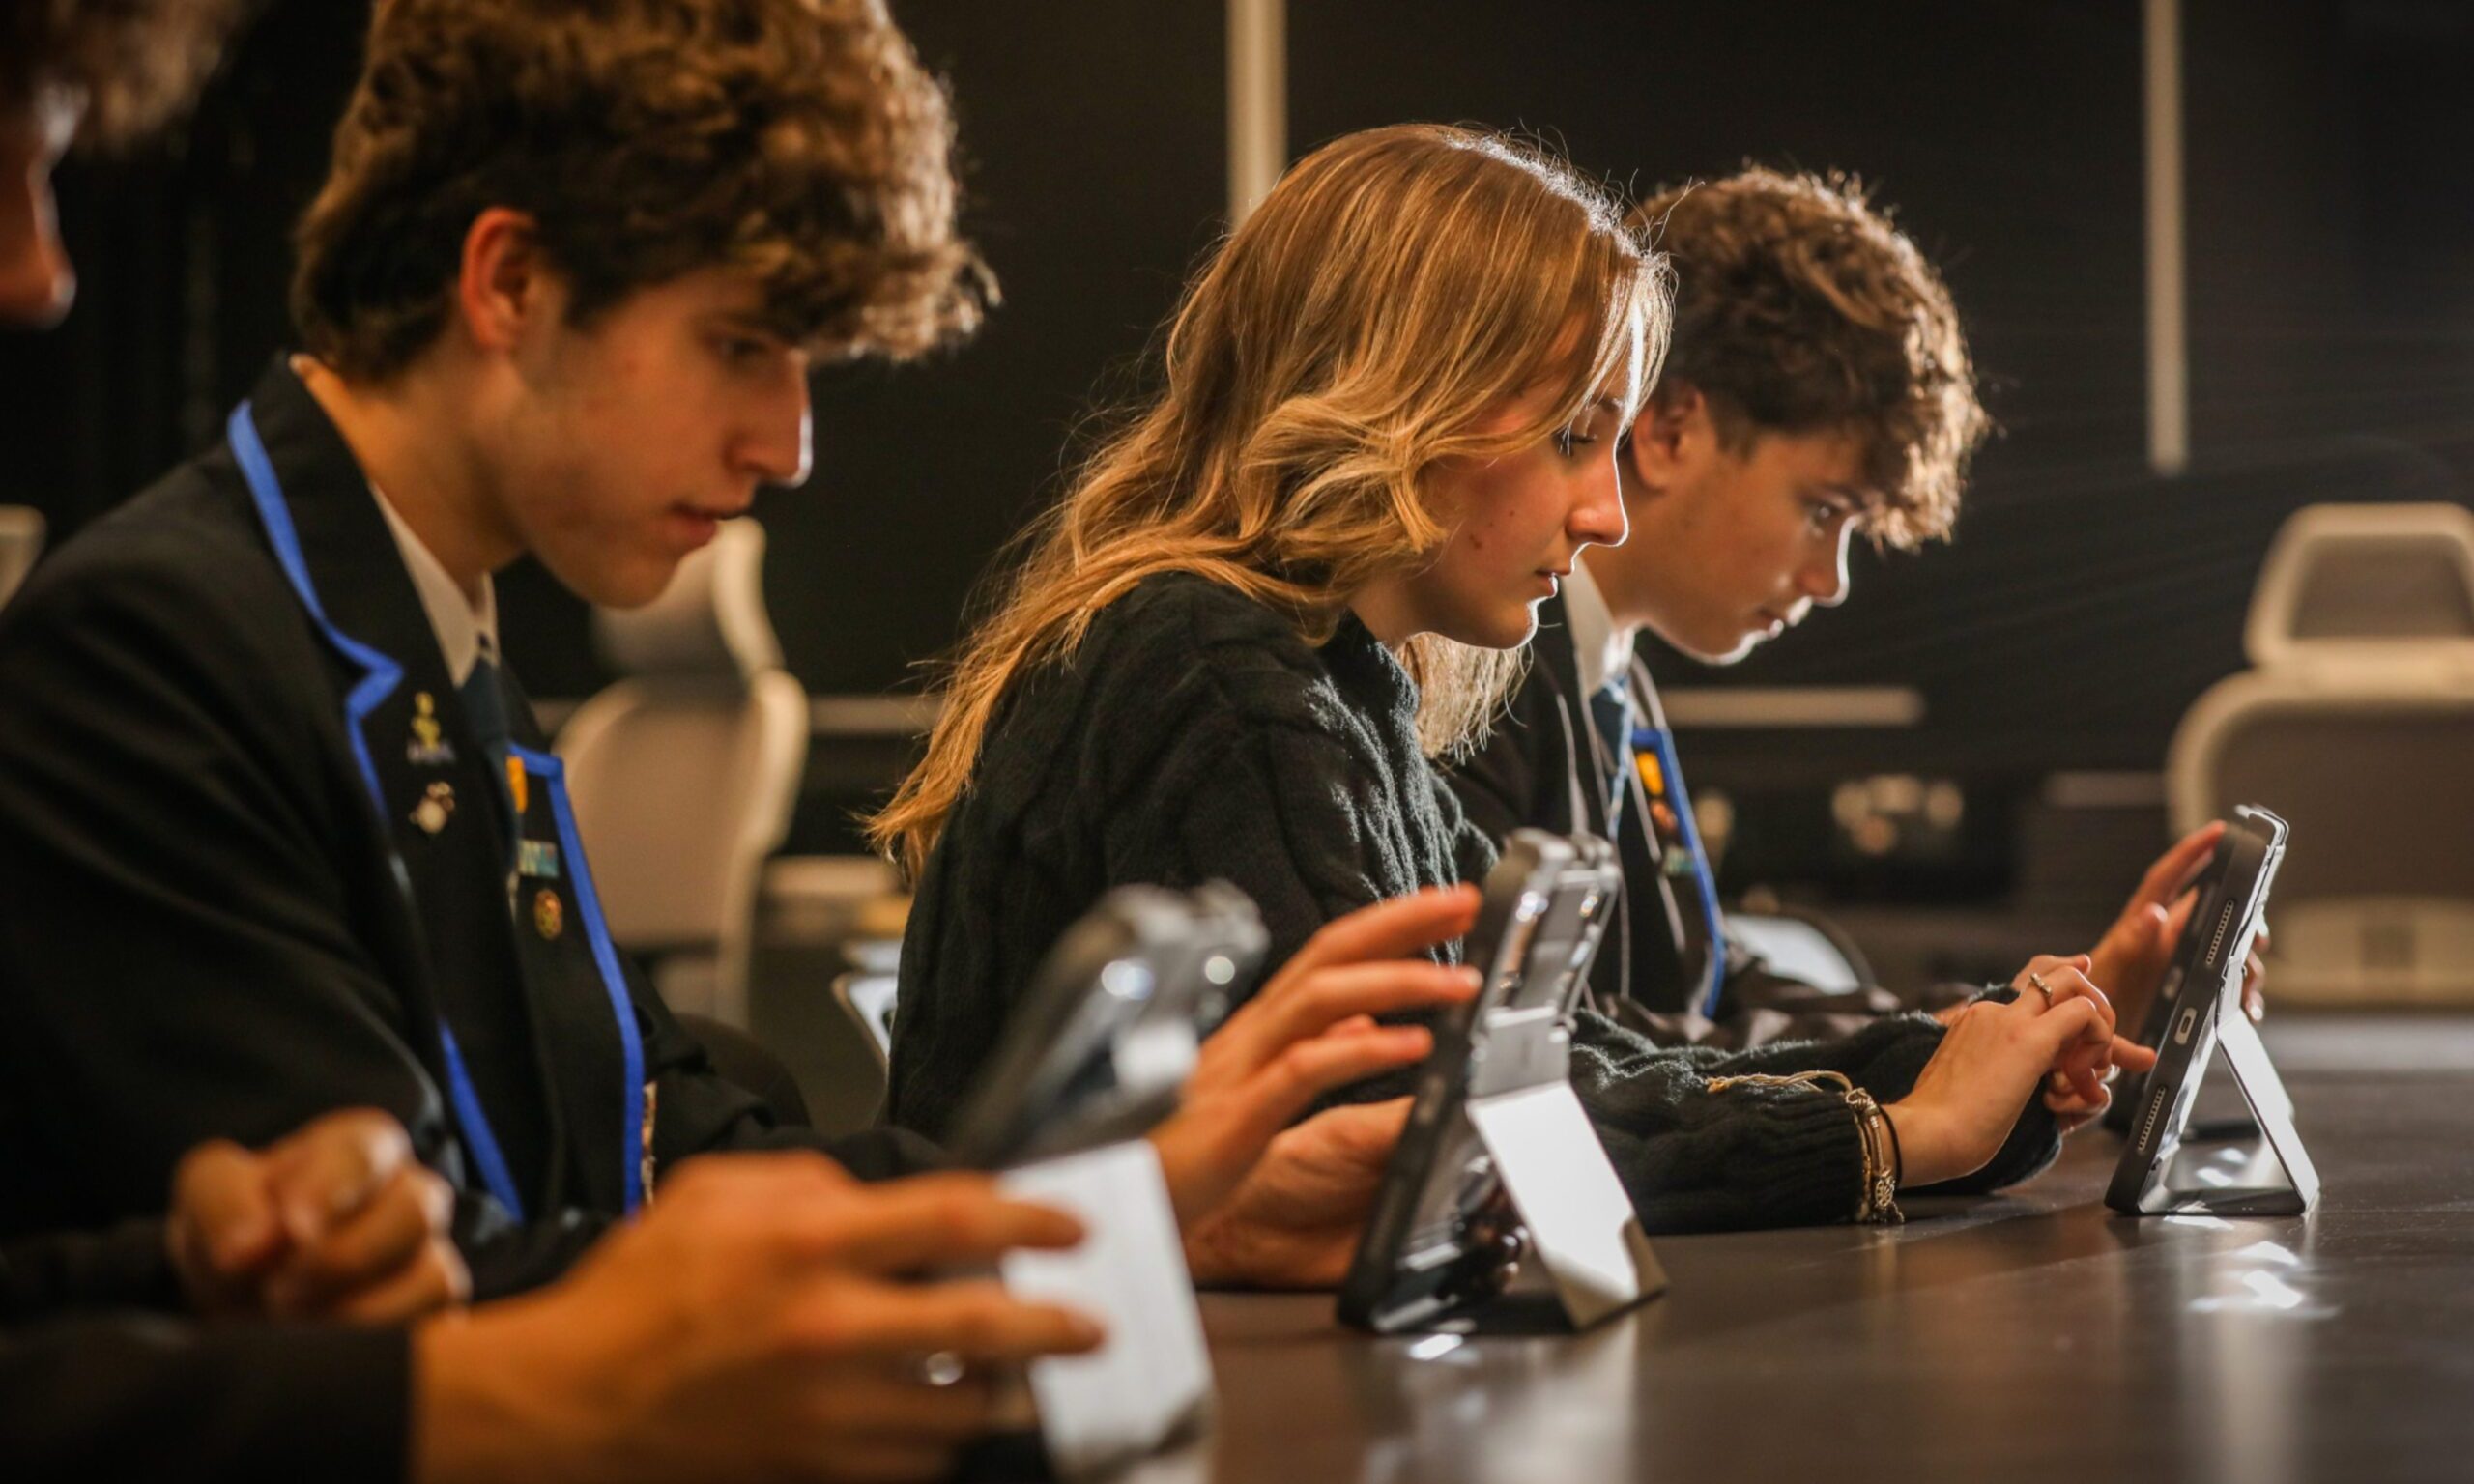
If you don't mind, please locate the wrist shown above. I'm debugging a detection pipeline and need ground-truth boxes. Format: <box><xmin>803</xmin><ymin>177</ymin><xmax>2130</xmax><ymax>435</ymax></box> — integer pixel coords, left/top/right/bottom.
<box><xmin>1882</xmin><ymin>1101</ymin><xmax>1957</xmax><ymax>1189</ymax></box>
<box><xmin>1146</xmin><ymin>1125</ymin><xmax>1218</xmax><ymax>1232</ymax></box>
<box><xmin>412</xmin><ymin>1297</ymin><xmax>606</xmax><ymax>1484</ymax></box>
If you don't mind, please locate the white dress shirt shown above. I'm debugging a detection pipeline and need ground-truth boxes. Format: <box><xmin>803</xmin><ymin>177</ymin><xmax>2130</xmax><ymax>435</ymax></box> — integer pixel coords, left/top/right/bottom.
<box><xmin>1561</xmin><ymin>558</ymin><xmax>1638</xmax><ymax>699</ymax></box>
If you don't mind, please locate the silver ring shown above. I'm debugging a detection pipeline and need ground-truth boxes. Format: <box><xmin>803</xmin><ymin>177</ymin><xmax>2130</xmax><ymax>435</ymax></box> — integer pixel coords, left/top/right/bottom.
<box><xmin>917</xmin><ymin>1351</ymin><xmax>966</xmax><ymax>1387</ymax></box>
<box><xmin>2027</xmin><ymin>971</ymin><xmax>2055</xmax><ymax>1006</ymax></box>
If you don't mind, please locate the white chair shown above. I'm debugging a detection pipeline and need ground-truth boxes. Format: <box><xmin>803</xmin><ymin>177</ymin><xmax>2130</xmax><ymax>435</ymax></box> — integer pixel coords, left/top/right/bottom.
<box><xmin>0</xmin><ymin>506</ymin><xmax>45</xmax><ymax>607</ymax></box>
<box><xmin>557</xmin><ymin>520</ymin><xmax>809</xmax><ymax>1026</ymax></box>
<box><xmin>829</xmin><ymin>970</ymin><xmax>900</xmax><ymax>1070</ymax></box>
<box><xmin>2169</xmin><ymin>502</ymin><xmax>2474</xmax><ymax>1005</ymax></box>
<box><xmin>1728</xmin><ymin>910</ymin><xmax>1871</xmax><ymax>994</ymax></box>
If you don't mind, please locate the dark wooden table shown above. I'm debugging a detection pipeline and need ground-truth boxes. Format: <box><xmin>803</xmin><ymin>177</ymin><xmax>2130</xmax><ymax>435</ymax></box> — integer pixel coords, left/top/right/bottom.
<box><xmin>1158</xmin><ymin>1014</ymin><xmax>2474</xmax><ymax>1484</ymax></box>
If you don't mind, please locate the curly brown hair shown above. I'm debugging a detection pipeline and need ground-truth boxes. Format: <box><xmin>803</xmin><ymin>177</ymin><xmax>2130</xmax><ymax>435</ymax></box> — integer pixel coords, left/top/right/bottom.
<box><xmin>1634</xmin><ymin>167</ymin><xmax>1986</xmax><ymax>548</ymax></box>
<box><xmin>0</xmin><ymin>0</ymin><xmax>247</xmax><ymax>148</ymax></box>
<box><xmin>291</xmin><ymin>0</ymin><xmax>990</xmax><ymax>380</ymax></box>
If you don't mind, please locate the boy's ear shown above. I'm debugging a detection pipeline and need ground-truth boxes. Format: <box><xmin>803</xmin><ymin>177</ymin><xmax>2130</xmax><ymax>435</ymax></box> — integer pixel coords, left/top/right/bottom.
<box><xmin>1625</xmin><ymin>382</ymin><xmax>1708</xmax><ymax>493</ymax></box>
<box><xmin>455</xmin><ymin>207</ymin><xmax>554</xmax><ymax>357</ymax></box>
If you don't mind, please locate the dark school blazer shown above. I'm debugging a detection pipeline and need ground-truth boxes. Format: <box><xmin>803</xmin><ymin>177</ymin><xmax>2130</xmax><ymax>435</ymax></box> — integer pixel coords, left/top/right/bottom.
<box><xmin>0</xmin><ymin>359</ymin><xmax>923</xmax><ymax>1297</ymax></box>
<box><xmin>1443</xmin><ymin>593</ymin><xmax>1916</xmax><ymax>1048</ymax></box>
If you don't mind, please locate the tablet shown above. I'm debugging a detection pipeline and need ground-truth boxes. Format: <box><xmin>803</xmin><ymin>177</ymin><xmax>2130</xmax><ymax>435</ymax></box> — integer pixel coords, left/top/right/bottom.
<box><xmin>1338</xmin><ymin>830</ymin><xmax>1625</xmax><ymax>1333</ymax></box>
<box><xmin>945</xmin><ymin>881</ymin><xmax>1269</xmax><ymax>1169</ymax></box>
<box><xmin>2105</xmin><ymin>804</ymin><xmax>2316</xmax><ymax>1215</ymax></box>
<box><xmin>2106</xmin><ymin>803</ymin><xmax>2284</xmax><ymax>1140</ymax></box>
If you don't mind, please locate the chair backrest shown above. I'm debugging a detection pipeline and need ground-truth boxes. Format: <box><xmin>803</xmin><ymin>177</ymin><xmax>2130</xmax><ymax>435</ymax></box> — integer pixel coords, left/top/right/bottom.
<box><xmin>558</xmin><ymin>520</ymin><xmax>807</xmax><ymax>1025</ymax></box>
<box><xmin>2170</xmin><ymin>502</ymin><xmax>2474</xmax><ymax>1003</ymax></box>
<box><xmin>0</xmin><ymin>506</ymin><xmax>45</xmax><ymax>608</ymax></box>
<box><xmin>2242</xmin><ymin>502</ymin><xmax>2474</xmax><ymax>676</ymax></box>
<box><xmin>1727</xmin><ymin>910</ymin><xmax>1872</xmax><ymax>994</ymax></box>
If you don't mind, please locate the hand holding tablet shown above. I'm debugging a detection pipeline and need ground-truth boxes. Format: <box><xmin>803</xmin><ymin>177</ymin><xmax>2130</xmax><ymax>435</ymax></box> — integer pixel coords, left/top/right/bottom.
<box><xmin>1886</xmin><ymin>959</ymin><xmax>2157</xmax><ymax>1187</ymax></box>
<box><xmin>2105</xmin><ymin>806</ymin><xmax>2317</xmax><ymax>1217</ymax></box>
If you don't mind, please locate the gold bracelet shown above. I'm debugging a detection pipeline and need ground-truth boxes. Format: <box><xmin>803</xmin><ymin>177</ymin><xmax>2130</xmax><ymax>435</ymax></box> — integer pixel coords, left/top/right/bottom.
<box><xmin>1849</xmin><ymin>1089</ymin><xmax>1904</xmax><ymax>1225</ymax></box>
<box><xmin>1705</xmin><ymin>1070</ymin><xmax>1904</xmax><ymax>1225</ymax></box>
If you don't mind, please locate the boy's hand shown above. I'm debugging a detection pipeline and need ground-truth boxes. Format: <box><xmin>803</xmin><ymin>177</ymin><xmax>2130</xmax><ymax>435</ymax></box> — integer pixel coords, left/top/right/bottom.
<box><xmin>169</xmin><ymin>1107</ymin><xmax>467</xmax><ymax>1324</ymax></box>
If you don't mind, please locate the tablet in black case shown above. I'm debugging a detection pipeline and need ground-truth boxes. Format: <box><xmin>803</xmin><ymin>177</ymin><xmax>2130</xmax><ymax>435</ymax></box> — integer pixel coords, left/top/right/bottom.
<box><xmin>1338</xmin><ymin>830</ymin><xmax>1664</xmax><ymax>1333</ymax></box>
<box><xmin>2105</xmin><ymin>805</ymin><xmax>2319</xmax><ymax>1216</ymax></box>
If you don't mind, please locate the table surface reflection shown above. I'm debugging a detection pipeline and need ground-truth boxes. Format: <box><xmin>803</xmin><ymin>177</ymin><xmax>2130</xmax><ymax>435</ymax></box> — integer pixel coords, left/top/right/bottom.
<box><xmin>1171</xmin><ymin>1014</ymin><xmax>2474</xmax><ymax>1484</ymax></box>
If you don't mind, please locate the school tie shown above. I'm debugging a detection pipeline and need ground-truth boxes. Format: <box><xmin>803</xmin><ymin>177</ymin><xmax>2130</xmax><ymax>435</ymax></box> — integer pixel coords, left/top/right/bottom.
<box><xmin>458</xmin><ymin>648</ymin><xmax>519</xmax><ymax>851</ymax></box>
<box><xmin>1586</xmin><ymin>677</ymin><xmax>1633</xmax><ymax>835</ymax></box>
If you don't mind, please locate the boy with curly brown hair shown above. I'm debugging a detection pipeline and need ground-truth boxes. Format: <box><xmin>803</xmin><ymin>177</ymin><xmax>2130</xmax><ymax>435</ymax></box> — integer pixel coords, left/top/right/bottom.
<box><xmin>1450</xmin><ymin>166</ymin><xmax>2248</xmax><ymax>1061</ymax></box>
<box><xmin>0</xmin><ymin>0</ymin><xmax>1473</xmax><ymax>1386</ymax></box>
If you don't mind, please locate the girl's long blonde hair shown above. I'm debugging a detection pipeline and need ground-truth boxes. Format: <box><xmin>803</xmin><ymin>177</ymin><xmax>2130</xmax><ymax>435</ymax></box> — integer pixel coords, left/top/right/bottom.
<box><xmin>872</xmin><ymin>124</ymin><xmax>1670</xmax><ymax>878</ymax></box>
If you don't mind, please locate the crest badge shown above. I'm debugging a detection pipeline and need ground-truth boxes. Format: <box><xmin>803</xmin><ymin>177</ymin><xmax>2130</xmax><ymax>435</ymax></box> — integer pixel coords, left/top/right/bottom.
<box><xmin>410</xmin><ymin>781</ymin><xmax>455</xmax><ymax>836</ymax></box>
<box><xmin>406</xmin><ymin>692</ymin><xmax>456</xmax><ymax>766</ymax></box>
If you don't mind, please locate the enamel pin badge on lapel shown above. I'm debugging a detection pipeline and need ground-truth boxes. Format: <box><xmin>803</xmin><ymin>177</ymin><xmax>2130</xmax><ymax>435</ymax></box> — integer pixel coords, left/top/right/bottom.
<box><xmin>517</xmin><ymin>840</ymin><xmax>561</xmax><ymax>880</ymax></box>
<box><xmin>533</xmin><ymin>887</ymin><xmax>564</xmax><ymax>940</ymax></box>
<box><xmin>411</xmin><ymin>782</ymin><xmax>455</xmax><ymax>835</ymax></box>
<box><xmin>406</xmin><ymin>692</ymin><xmax>456</xmax><ymax>765</ymax></box>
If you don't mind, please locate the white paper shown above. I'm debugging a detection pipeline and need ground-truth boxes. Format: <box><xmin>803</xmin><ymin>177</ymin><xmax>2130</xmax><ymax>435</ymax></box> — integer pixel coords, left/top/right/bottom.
<box><xmin>999</xmin><ymin>1140</ymin><xmax>1215</xmax><ymax>1477</ymax></box>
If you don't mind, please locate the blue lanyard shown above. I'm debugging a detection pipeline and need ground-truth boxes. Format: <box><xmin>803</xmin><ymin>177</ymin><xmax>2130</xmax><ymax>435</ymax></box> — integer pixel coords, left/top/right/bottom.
<box><xmin>511</xmin><ymin>740</ymin><xmax>648</xmax><ymax>1214</ymax></box>
<box><xmin>227</xmin><ymin>400</ymin><xmax>644</xmax><ymax>1220</ymax></box>
<box><xmin>1629</xmin><ymin>725</ymin><xmax>1728</xmax><ymax>1018</ymax></box>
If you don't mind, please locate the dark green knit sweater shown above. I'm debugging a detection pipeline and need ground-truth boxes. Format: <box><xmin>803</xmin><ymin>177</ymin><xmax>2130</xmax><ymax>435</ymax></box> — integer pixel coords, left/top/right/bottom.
<box><xmin>889</xmin><ymin>572</ymin><xmax>2058</xmax><ymax>1230</ymax></box>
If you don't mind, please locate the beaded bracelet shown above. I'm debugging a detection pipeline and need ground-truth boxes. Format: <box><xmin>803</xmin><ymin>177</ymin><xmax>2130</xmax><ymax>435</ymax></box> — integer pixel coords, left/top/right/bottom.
<box><xmin>1704</xmin><ymin>1069</ymin><xmax>1905</xmax><ymax>1225</ymax></box>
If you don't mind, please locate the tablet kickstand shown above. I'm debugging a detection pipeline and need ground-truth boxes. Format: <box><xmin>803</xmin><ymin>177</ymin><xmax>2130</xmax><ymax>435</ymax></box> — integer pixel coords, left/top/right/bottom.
<box><xmin>2133</xmin><ymin>1014</ymin><xmax>2321</xmax><ymax>1217</ymax></box>
<box><xmin>1462</xmin><ymin>1082</ymin><xmax>1669</xmax><ymax>1330</ymax></box>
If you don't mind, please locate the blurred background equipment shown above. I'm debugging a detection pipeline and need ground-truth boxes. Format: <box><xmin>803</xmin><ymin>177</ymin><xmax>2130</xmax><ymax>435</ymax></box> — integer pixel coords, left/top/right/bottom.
<box><xmin>2171</xmin><ymin>502</ymin><xmax>2474</xmax><ymax>1005</ymax></box>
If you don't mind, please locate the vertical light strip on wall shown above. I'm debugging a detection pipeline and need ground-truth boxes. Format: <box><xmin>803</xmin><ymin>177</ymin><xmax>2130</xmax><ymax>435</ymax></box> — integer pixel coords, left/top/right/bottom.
<box><xmin>2143</xmin><ymin>0</ymin><xmax>2190</xmax><ymax>473</ymax></box>
<box><xmin>1227</xmin><ymin>0</ymin><xmax>1286</xmax><ymax>224</ymax></box>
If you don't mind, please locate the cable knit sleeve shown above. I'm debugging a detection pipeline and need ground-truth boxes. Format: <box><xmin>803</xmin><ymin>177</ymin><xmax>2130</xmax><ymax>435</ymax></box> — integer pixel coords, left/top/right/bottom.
<box><xmin>1570</xmin><ymin>1007</ymin><xmax>2062</xmax><ymax>1224</ymax></box>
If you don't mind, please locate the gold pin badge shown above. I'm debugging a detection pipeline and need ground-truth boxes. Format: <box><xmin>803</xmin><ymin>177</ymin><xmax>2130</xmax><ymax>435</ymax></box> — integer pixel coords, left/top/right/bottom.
<box><xmin>532</xmin><ymin>887</ymin><xmax>564</xmax><ymax>940</ymax></box>
<box><xmin>407</xmin><ymin>693</ymin><xmax>455</xmax><ymax>765</ymax></box>
<box><xmin>506</xmin><ymin>756</ymin><xmax>530</xmax><ymax>816</ymax></box>
<box><xmin>410</xmin><ymin>781</ymin><xmax>455</xmax><ymax>835</ymax></box>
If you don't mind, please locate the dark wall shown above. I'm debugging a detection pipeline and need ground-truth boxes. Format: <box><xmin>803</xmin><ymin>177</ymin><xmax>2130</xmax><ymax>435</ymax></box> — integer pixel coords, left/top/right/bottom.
<box><xmin>764</xmin><ymin>1</ymin><xmax>1226</xmax><ymax>698</ymax></box>
<box><xmin>1294</xmin><ymin>1</ymin><xmax>2152</xmax><ymax>465</ymax></box>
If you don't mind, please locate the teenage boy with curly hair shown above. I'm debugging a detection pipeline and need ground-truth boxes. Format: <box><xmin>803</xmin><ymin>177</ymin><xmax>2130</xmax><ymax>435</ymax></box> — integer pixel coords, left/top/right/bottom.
<box><xmin>1449</xmin><ymin>167</ymin><xmax>2255</xmax><ymax>1060</ymax></box>
<box><xmin>0</xmin><ymin>7</ymin><xmax>1081</xmax><ymax>1478</ymax></box>
<box><xmin>0</xmin><ymin>0</ymin><xmax>1470</xmax><ymax>1349</ymax></box>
